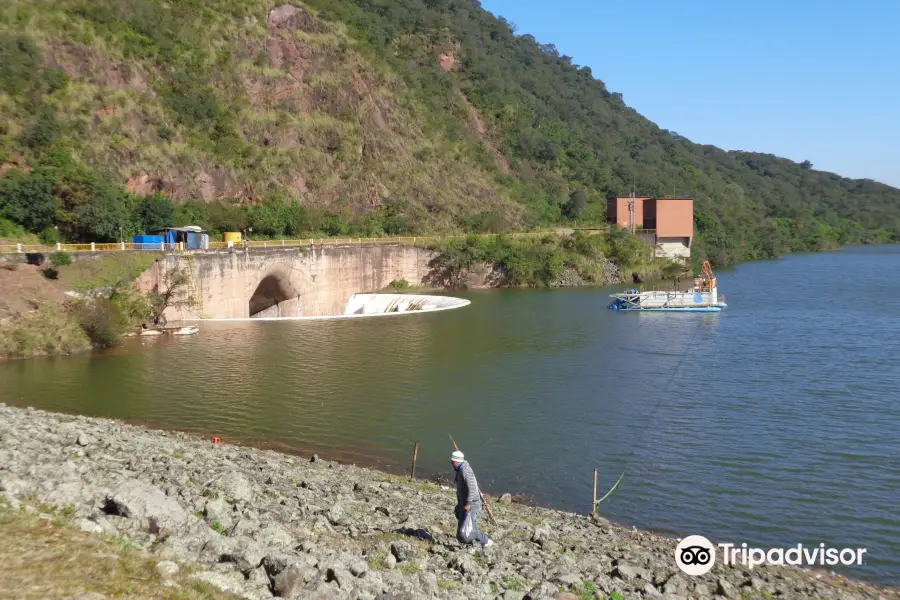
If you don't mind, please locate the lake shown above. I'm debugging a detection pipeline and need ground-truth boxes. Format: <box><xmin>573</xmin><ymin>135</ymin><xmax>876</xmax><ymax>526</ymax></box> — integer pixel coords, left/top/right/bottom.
<box><xmin>2</xmin><ymin>244</ymin><xmax>898</xmax><ymax>584</ymax></box>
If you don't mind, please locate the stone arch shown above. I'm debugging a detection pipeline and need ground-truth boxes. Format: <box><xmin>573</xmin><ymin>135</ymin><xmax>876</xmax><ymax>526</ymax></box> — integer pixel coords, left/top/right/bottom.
<box><xmin>248</xmin><ymin>265</ymin><xmax>303</xmax><ymax>318</ymax></box>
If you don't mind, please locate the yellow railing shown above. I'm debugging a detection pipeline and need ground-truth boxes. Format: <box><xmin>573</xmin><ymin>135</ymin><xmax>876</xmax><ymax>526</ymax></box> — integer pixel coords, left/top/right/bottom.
<box><xmin>0</xmin><ymin>230</ymin><xmax>592</xmax><ymax>255</ymax></box>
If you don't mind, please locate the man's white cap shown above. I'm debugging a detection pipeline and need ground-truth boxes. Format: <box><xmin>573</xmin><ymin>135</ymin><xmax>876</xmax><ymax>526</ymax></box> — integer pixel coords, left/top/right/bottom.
<box><xmin>450</xmin><ymin>450</ymin><xmax>465</xmax><ymax>462</ymax></box>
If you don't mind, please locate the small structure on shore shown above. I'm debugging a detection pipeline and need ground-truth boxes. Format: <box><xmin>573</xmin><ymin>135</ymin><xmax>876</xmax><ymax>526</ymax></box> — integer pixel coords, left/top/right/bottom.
<box><xmin>133</xmin><ymin>226</ymin><xmax>209</xmax><ymax>251</ymax></box>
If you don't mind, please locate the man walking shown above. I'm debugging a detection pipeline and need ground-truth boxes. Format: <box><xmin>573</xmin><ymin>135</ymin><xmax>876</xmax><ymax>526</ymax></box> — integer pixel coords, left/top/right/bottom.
<box><xmin>451</xmin><ymin>450</ymin><xmax>493</xmax><ymax>549</ymax></box>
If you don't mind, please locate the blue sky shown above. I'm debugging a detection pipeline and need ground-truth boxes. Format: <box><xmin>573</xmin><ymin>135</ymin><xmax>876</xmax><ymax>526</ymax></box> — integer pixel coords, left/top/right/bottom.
<box><xmin>481</xmin><ymin>0</ymin><xmax>900</xmax><ymax>187</ymax></box>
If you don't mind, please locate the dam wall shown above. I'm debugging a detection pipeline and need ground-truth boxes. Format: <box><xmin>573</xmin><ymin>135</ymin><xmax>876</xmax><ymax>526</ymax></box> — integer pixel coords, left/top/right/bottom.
<box><xmin>136</xmin><ymin>243</ymin><xmax>435</xmax><ymax>321</ymax></box>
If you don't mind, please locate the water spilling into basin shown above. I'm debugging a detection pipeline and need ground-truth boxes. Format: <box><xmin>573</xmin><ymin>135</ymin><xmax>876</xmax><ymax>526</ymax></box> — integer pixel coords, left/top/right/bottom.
<box><xmin>202</xmin><ymin>293</ymin><xmax>471</xmax><ymax>322</ymax></box>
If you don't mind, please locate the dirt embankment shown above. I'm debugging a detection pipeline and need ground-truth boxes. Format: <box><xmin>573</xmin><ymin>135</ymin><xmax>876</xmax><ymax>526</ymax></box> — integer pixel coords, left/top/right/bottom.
<box><xmin>0</xmin><ymin>261</ymin><xmax>92</xmax><ymax>359</ymax></box>
<box><xmin>0</xmin><ymin>252</ymin><xmax>160</xmax><ymax>360</ymax></box>
<box><xmin>1</xmin><ymin>404</ymin><xmax>895</xmax><ymax>600</ymax></box>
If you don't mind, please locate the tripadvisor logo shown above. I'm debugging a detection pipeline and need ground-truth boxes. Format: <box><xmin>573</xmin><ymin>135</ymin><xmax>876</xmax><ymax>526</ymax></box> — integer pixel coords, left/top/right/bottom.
<box><xmin>675</xmin><ymin>535</ymin><xmax>868</xmax><ymax>576</ymax></box>
<box><xmin>675</xmin><ymin>535</ymin><xmax>716</xmax><ymax>576</ymax></box>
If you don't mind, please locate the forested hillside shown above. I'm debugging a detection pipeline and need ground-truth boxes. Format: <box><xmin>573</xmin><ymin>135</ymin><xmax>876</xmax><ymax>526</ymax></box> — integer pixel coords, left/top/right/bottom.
<box><xmin>1</xmin><ymin>0</ymin><xmax>898</xmax><ymax>266</ymax></box>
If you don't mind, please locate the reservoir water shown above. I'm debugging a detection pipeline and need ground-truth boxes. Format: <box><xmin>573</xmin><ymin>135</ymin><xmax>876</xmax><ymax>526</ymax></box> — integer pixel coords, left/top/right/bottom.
<box><xmin>2</xmin><ymin>245</ymin><xmax>898</xmax><ymax>584</ymax></box>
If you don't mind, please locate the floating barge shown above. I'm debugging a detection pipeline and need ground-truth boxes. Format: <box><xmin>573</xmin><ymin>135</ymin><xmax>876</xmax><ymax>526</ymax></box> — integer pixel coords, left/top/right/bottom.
<box><xmin>608</xmin><ymin>261</ymin><xmax>727</xmax><ymax>312</ymax></box>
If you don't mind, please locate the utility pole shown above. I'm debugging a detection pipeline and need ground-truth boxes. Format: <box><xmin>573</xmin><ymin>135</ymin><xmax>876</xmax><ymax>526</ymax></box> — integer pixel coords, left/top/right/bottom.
<box><xmin>628</xmin><ymin>176</ymin><xmax>636</xmax><ymax>234</ymax></box>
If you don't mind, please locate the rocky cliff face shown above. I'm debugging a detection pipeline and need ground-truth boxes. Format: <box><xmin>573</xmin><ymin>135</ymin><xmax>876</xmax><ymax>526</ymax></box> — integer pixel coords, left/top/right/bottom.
<box><xmin>0</xmin><ymin>0</ymin><xmax>521</xmax><ymax>230</ymax></box>
<box><xmin>1</xmin><ymin>404</ymin><xmax>895</xmax><ymax>600</ymax></box>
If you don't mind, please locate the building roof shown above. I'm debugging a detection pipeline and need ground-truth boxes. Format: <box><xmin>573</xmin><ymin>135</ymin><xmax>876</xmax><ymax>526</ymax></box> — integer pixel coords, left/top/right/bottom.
<box><xmin>153</xmin><ymin>226</ymin><xmax>206</xmax><ymax>233</ymax></box>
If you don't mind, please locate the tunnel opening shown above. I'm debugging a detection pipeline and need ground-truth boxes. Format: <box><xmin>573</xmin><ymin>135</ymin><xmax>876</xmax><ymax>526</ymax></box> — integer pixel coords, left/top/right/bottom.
<box><xmin>249</xmin><ymin>274</ymin><xmax>299</xmax><ymax>318</ymax></box>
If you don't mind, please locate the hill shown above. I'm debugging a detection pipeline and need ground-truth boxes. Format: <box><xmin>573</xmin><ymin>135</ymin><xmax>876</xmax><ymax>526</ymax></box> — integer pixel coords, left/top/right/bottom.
<box><xmin>1</xmin><ymin>0</ymin><xmax>898</xmax><ymax>266</ymax></box>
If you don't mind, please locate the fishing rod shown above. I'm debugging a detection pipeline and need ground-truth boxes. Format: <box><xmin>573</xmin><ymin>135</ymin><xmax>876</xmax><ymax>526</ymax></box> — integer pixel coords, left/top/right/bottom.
<box><xmin>595</xmin><ymin>313</ymin><xmax>707</xmax><ymax>506</ymax></box>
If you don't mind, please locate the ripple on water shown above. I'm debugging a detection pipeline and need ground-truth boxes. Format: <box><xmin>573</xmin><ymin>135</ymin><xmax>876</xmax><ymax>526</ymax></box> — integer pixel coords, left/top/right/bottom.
<box><xmin>1</xmin><ymin>247</ymin><xmax>899</xmax><ymax>584</ymax></box>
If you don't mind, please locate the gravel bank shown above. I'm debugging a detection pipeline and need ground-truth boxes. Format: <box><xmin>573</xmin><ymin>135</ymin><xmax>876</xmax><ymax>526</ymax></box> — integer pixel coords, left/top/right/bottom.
<box><xmin>0</xmin><ymin>404</ymin><xmax>895</xmax><ymax>600</ymax></box>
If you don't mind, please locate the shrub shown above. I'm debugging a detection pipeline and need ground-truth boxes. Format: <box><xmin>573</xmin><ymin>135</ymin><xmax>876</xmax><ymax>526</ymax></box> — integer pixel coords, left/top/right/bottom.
<box><xmin>18</xmin><ymin>103</ymin><xmax>62</xmax><ymax>150</ymax></box>
<box><xmin>77</xmin><ymin>298</ymin><xmax>128</xmax><ymax>348</ymax></box>
<box><xmin>50</xmin><ymin>250</ymin><xmax>72</xmax><ymax>267</ymax></box>
<box><xmin>39</xmin><ymin>227</ymin><xmax>60</xmax><ymax>244</ymax></box>
<box><xmin>0</xmin><ymin>33</ymin><xmax>40</xmax><ymax>95</ymax></box>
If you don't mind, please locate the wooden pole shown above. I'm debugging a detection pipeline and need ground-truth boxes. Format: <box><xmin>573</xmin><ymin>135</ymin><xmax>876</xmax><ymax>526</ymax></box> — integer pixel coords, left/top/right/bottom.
<box><xmin>410</xmin><ymin>442</ymin><xmax>419</xmax><ymax>479</ymax></box>
<box><xmin>592</xmin><ymin>468</ymin><xmax>598</xmax><ymax>514</ymax></box>
<box><xmin>449</xmin><ymin>435</ymin><xmax>497</xmax><ymax>525</ymax></box>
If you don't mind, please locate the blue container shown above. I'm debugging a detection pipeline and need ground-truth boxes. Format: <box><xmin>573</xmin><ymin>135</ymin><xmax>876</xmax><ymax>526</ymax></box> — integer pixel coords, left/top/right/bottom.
<box><xmin>133</xmin><ymin>235</ymin><xmax>164</xmax><ymax>250</ymax></box>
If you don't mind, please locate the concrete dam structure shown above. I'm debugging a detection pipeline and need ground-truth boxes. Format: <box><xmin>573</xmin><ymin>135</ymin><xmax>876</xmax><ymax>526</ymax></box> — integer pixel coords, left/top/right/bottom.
<box><xmin>136</xmin><ymin>243</ymin><xmax>438</xmax><ymax>321</ymax></box>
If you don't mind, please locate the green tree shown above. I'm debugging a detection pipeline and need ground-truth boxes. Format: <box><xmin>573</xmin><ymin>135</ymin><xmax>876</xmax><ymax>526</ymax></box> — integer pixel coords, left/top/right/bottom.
<box><xmin>147</xmin><ymin>267</ymin><xmax>197</xmax><ymax>326</ymax></box>
<box><xmin>0</xmin><ymin>170</ymin><xmax>57</xmax><ymax>232</ymax></box>
<box><xmin>564</xmin><ymin>189</ymin><xmax>588</xmax><ymax>219</ymax></box>
<box><xmin>248</xmin><ymin>195</ymin><xmax>288</xmax><ymax>237</ymax></box>
<box><xmin>173</xmin><ymin>200</ymin><xmax>211</xmax><ymax>230</ymax></box>
<box><xmin>134</xmin><ymin>193</ymin><xmax>174</xmax><ymax>233</ymax></box>
<box><xmin>73</xmin><ymin>182</ymin><xmax>134</xmax><ymax>242</ymax></box>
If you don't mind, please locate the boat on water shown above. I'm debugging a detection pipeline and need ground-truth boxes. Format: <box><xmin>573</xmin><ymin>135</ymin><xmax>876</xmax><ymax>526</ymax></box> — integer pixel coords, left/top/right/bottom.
<box><xmin>608</xmin><ymin>261</ymin><xmax>727</xmax><ymax>312</ymax></box>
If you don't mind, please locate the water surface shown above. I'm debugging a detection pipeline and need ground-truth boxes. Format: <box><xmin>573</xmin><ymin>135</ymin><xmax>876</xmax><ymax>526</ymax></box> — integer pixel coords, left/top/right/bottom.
<box><xmin>2</xmin><ymin>245</ymin><xmax>898</xmax><ymax>583</ymax></box>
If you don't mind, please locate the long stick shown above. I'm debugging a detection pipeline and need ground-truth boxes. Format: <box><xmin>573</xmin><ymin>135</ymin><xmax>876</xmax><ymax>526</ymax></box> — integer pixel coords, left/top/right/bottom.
<box><xmin>449</xmin><ymin>435</ymin><xmax>497</xmax><ymax>525</ymax></box>
<box><xmin>594</xmin><ymin>471</ymin><xmax>625</xmax><ymax>505</ymax></box>
<box><xmin>592</xmin><ymin>468</ymin><xmax>598</xmax><ymax>514</ymax></box>
<box><xmin>410</xmin><ymin>441</ymin><xmax>419</xmax><ymax>479</ymax></box>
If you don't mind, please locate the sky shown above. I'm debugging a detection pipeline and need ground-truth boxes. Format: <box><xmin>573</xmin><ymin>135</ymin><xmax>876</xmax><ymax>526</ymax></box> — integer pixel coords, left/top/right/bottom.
<box><xmin>481</xmin><ymin>0</ymin><xmax>900</xmax><ymax>187</ymax></box>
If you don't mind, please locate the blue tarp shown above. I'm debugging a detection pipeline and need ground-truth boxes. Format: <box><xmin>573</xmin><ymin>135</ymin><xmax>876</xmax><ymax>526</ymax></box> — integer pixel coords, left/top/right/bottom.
<box><xmin>132</xmin><ymin>235</ymin><xmax>164</xmax><ymax>250</ymax></box>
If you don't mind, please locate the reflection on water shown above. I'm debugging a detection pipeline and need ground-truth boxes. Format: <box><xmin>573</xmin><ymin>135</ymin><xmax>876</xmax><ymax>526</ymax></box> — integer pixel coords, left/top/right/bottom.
<box><xmin>2</xmin><ymin>246</ymin><xmax>900</xmax><ymax>584</ymax></box>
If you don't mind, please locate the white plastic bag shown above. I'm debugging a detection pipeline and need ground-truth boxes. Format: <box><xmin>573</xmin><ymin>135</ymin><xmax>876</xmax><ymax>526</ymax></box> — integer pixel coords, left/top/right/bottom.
<box><xmin>456</xmin><ymin>507</ymin><xmax>475</xmax><ymax>543</ymax></box>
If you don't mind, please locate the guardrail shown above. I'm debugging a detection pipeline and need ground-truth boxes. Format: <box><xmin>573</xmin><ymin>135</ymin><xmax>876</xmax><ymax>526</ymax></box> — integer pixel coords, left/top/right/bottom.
<box><xmin>0</xmin><ymin>230</ymin><xmax>580</xmax><ymax>255</ymax></box>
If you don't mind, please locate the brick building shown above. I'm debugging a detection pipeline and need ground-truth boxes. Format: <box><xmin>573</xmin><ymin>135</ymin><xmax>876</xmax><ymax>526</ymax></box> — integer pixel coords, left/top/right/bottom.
<box><xmin>607</xmin><ymin>196</ymin><xmax>694</xmax><ymax>260</ymax></box>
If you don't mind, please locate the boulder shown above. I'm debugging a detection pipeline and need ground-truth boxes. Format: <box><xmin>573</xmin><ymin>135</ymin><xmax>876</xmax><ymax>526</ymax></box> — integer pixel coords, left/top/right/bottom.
<box><xmin>103</xmin><ymin>479</ymin><xmax>188</xmax><ymax>531</ymax></box>
<box><xmin>156</xmin><ymin>560</ymin><xmax>180</xmax><ymax>577</ymax></box>
<box><xmin>447</xmin><ymin>552</ymin><xmax>483</xmax><ymax>576</ymax></box>
<box><xmin>210</xmin><ymin>471</ymin><xmax>255</xmax><ymax>504</ymax></box>
<box><xmin>204</xmin><ymin>498</ymin><xmax>234</xmax><ymax>530</ymax></box>
<box><xmin>221</xmin><ymin>536</ymin><xmax>266</xmax><ymax>575</ymax></box>
<box><xmin>258</xmin><ymin>523</ymin><xmax>294</xmax><ymax>549</ymax></box>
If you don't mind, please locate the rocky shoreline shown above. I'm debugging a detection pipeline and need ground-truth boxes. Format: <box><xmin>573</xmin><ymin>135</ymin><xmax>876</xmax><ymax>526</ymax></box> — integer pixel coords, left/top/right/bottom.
<box><xmin>0</xmin><ymin>404</ymin><xmax>895</xmax><ymax>600</ymax></box>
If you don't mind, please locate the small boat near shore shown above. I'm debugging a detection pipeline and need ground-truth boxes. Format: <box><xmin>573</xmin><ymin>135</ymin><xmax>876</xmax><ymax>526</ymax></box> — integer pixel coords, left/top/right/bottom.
<box><xmin>608</xmin><ymin>261</ymin><xmax>727</xmax><ymax>312</ymax></box>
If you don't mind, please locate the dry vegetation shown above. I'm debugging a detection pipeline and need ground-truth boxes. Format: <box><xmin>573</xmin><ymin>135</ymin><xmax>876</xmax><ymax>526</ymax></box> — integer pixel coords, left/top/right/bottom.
<box><xmin>0</xmin><ymin>499</ymin><xmax>239</xmax><ymax>600</ymax></box>
<box><xmin>0</xmin><ymin>0</ymin><xmax>522</xmax><ymax>235</ymax></box>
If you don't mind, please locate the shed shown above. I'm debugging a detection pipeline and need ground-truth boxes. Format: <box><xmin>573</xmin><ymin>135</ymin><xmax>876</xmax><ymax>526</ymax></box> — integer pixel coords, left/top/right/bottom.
<box><xmin>155</xmin><ymin>226</ymin><xmax>209</xmax><ymax>250</ymax></box>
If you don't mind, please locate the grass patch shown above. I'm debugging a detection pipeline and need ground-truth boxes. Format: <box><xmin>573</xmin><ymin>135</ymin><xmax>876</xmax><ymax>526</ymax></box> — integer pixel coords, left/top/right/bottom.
<box><xmin>210</xmin><ymin>521</ymin><xmax>227</xmax><ymax>536</ymax></box>
<box><xmin>0</xmin><ymin>302</ymin><xmax>92</xmax><ymax>359</ymax></box>
<box><xmin>54</xmin><ymin>252</ymin><xmax>160</xmax><ymax>291</ymax></box>
<box><xmin>506</xmin><ymin>529</ymin><xmax>528</xmax><ymax>541</ymax></box>
<box><xmin>0</xmin><ymin>502</ymin><xmax>240</xmax><ymax>599</ymax></box>
<box><xmin>740</xmin><ymin>591</ymin><xmax>777</xmax><ymax>600</ymax></box>
<box><xmin>399</xmin><ymin>562</ymin><xmax>420</xmax><ymax>575</ymax></box>
<box><xmin>366</xmin><ymin>548</ymin><xmax>389</xmax><ymax>571</ymax></box>
<box><xmin>506</xmin><ymin>577</ymin><xmax>526</xmax><ymax>591</ymax></box>
<box><xmin>437</xmin><ymin>578</ymin><xmax>459</xmax><ymax>590</ymax></box>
